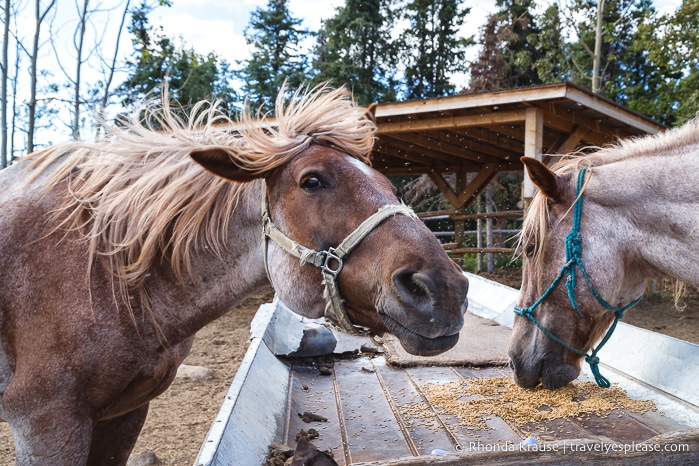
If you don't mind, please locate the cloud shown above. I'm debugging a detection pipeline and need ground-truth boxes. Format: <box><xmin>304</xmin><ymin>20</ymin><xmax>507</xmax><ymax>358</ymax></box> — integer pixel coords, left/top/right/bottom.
<box><xmin>154</xmin><ymin>13</ymin><xmax>250</xmax><ymax>64</ymax></box>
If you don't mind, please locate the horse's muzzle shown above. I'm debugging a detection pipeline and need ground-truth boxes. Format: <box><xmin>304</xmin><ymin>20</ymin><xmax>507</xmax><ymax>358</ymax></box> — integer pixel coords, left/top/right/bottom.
<box><xmin>379</xmin><ymin>267</ymin><xmax>468</xmax><ymax>356</ymax></box>
<box><xmin>509</xmin><ymin>350</ymin><xmax>580</xmax><ymax>389</ymax></box>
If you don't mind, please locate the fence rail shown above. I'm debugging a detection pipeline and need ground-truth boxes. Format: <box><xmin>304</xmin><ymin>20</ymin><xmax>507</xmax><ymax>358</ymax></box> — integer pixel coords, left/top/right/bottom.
<box><xmin>445</xmin><ymin>247</ymin><xmax>517</xmax><ymax>255</ymax></box>
<box><xmin>417</xmin><ymin>209</ymin><xmax>523</xmax><ymax>257</ymax></box>
<box><xmin>418</xmin><ymin>210</ymin><xmax>523</xmax><ymax>221</ymax></box>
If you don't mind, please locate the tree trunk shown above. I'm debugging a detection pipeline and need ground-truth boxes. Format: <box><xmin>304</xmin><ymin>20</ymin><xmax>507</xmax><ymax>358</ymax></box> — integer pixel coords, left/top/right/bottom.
<box><xmin>592</xmin><ymin>0</ymin><xmax>605</xmax><ymax>93</ymax></box>
<box><xmin>28</xmin><ymin>0</ymin><xmax>56</xmax><ymax>154</ymax></box>
<box><xmin>72</xmin><ymin>0</ymin><xmax>90</xmax><ymax>141</ymax></box>
<box><xmin>95</xmin><ymin>0</ymin><xmax>130</xmax><ymax>139</ymax></box>
<box><xmin>1</xmin><ymin>0</ymin><xmax>10</xmax><ymax>168</ymax></box>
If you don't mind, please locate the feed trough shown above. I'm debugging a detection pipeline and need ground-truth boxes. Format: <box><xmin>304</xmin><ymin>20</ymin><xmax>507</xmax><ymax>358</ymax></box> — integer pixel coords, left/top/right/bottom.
<box><xmin>195</xmin><ymin>274</ymin><xmax>699</xmax><ymax>465</ymax></box>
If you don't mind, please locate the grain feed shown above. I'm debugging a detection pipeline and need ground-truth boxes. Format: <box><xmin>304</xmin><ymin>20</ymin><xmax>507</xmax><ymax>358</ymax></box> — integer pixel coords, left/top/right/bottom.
<box><xmin>399</xmin><ymin>376</ymin><xmax>655</xmax><ymax>433</ymax></box>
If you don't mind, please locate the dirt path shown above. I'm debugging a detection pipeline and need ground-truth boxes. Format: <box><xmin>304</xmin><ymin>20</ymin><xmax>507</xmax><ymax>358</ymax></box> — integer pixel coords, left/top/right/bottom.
<box><xmin>0</xmin><ymin>275</ymin><xmax>696</xmax><ymax>464</ymax></box>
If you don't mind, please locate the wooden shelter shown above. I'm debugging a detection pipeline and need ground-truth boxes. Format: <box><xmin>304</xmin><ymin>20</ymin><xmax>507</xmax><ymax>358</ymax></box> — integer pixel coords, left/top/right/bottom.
<box><xmin>370</xmin><ymin>82</ymin><xmax>664</xmax><ymax>209</ymax></box>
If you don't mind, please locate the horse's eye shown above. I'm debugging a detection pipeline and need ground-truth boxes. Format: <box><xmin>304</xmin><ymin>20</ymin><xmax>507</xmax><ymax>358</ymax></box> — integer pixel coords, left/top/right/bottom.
<box><xmin>525</xmin><ymin>243</ymin><xmax>536</xmax><ymax>257</ymax></box>
<box><xmin>301</xmin><ymin>176</ymin><xmax>323</xmax><ymax>191</ymax></box>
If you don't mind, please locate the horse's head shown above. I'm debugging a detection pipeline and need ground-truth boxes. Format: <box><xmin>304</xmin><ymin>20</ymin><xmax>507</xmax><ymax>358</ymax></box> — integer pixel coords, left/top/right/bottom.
<box><xmin>509</xmin><ymin>158</ymin><xmax>645</xmax><ymax>389</ymax></box>
<box><xmin>188</xmin><ymin>87</ymin><xmax>468</xmax><ymax>356</ymax></box>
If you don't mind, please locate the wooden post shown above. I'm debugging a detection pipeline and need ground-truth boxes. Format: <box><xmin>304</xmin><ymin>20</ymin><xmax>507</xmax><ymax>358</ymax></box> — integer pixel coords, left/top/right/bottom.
<box><xmin>476</xmin><ymin>196</ymin><xmax>483</xmax><ymax>272</ymax></box>
<box><xmin>454</xmin><ymin>167</ymin><xmax>468</xmax><ymax>268</ymax></box>
<box><xmin>486</xmin><ymin>183</ymin><xmax>494</xmax><ymax>272</ymax></box>
<box><xmin>522</xmin><ymin>107</ymin><xmax>544</xmax><ymax>208</ymax></box>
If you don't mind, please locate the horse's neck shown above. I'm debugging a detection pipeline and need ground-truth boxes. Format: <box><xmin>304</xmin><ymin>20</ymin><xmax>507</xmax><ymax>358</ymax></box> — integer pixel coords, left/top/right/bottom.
<box><xmin>150</xmin><ymin>184</ymin><xmax>269</xmax><ymax>342</ymax></box>
<box><xmin>593</xmin><ymin>157</ymin><xmax>699</xmax><ymax>288</ymax></box>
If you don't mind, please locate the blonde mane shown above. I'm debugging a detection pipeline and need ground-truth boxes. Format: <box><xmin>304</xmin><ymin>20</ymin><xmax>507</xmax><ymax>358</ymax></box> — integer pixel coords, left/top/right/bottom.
<box><xmin>519</xmin><ymin>119</ymin><xmax>699</xmax><ymax>265</ymax></box>
<box><xmin>25</xmin><ymin>84</ymin><xmax>376</xmax><ymax>313</ymax></box>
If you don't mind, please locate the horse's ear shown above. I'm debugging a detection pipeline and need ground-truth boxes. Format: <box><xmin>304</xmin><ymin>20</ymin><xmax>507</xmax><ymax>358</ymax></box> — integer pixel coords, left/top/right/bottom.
<box><xmin>365</xmin><ymin>102</ymin><xmax>378</xmax><ymax>124</ymax></box>
<box><xmin>521</xmin><ymin>157</ymin><xmax>561</xmax><ymax>201</ymax></box>
<box><xmin>189</xmin><ymin>147</ymin><xmax>260</xmax><ymax>183</ymax></box>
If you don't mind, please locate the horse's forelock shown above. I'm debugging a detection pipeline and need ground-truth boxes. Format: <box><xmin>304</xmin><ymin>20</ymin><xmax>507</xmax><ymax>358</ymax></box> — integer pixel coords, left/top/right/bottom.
<box><xmin>235</xmin><ymin>83</ymin><xmax>375</xmax><ymax>169</ymax></box>
<box><xmin>518</xmin><ymin>157</ymin><xmax>584</xmax><ymax>266</ymax></box>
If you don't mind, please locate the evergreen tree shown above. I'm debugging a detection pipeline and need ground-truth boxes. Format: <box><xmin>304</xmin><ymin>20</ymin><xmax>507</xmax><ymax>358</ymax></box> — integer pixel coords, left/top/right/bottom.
<box><xmin>238</xmin><ymin>0</ymin><xmax>310</xmax><ymax>111</ymax></box>
<box><xmin>607</xmin><ymin>0</ymin><xmax>666</xmax><ymax>114</ymax></box>
<box><xmin>530</xmin><ymin>3</ymin><xmax>570</xmax><ymax>84</ymax></box>
<box><xmin>469</xmin><ymin>0</ymin><xmax>565</xmax><ymax>92</ymax></box>
<box><xmin>399</xmin><ymin>0</ymin><xmax>473</xmax><ymax>99</ymax></box>
<box><xmin>468</xmin><ymin>15</ymin><xmax>509</xmax><ymax>92</ymax></box>
<box><xmin>118</xmin><ymin>1</ymin><xmax>236</xmax><ymax>117</ymax></box>
<box><xmin>495</xmin><ymin>0</ymin><xmax>544</xmax><ymax>88</ymax></box>
<box><xmin>566</xmin><ymin>0</ymin><xmax>656</xmax><ymax>100</ymax></box>
<box><xmin>636</xmin><ymin>0</ymin><xmax>699</xmax><ymax>125</ymax></box>
<box><xmin>313</xmin><ymin>0</ymin><xmax>397</xmax><ymax>105</ymax></box>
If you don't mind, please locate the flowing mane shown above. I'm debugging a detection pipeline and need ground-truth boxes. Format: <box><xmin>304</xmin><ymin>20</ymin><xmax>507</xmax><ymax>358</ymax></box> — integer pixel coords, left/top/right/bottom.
<box><xmin>519</xmin><ymin>119</ymin><xmax>699</xmax><ymax>264</ymax></box>
<box><xmin>24</xmin><ymin>84</ymin><xmax>376</xmax><ymax>308</ymax></box>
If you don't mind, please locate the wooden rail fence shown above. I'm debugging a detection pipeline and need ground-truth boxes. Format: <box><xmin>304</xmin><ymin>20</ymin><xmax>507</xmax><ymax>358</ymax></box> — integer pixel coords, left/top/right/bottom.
<box><xmin>418</xmin><ymin>209</ymin><xmax>524</xmax><ymax>255</ymax></box>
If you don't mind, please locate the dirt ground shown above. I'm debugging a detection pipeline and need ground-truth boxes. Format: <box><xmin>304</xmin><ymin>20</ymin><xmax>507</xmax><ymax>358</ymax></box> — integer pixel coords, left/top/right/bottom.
<box><xmin>0</xmin><ymin>274</ymin><xmax>696</xmax><ymax>465</ymax></box>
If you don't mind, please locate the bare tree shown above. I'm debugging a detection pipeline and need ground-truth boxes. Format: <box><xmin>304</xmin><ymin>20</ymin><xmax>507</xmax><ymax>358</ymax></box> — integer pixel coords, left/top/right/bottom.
<box><xmin>95</xmin><ymin>0</ymin><xmax>130</xmax><ymax>138</ymax></box>
<box><xmin>28</xmin><ymin>0</ymin><xmax>57</xmax><ymax>153</ymax></box>
<box><xmin>591</xmin><ymin>0</ymin><xmax>604</xmax><ymax>93</ymax></box>
<box><xmin>10</xmin><ymin>16</ymin><xmax>22</xmax><ymax>161</ymax></box>
<box><xmin>71</xmin><ymin>0</ymin><xmax>90</xmax><ymax>140</ymax></box>
<box><xmin>2</xmin><ymin>0</ymin><xmax>10</xmax><ymax>168</ymax></box>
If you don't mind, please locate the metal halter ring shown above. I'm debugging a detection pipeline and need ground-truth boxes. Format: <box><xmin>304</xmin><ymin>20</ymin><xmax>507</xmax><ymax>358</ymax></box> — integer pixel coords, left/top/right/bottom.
<box><xmin>321</xmin><ymin>248</ymin><xmax>343</xmax><ymax>277</ymax></box>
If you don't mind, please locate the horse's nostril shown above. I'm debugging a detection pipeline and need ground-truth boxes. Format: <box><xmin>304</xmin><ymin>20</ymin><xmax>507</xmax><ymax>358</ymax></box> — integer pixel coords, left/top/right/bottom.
<box><xmin>392</xmin><ymin>268</ymin><xmax>435</xmax><ymax>301</ymax></box>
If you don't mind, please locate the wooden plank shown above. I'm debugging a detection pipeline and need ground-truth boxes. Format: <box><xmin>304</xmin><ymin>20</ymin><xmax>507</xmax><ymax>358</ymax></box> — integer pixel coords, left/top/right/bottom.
<box><xmin>446</xmin><ymin>247</ymin><xmax>515</xmax><ymax>254</ymax></box>
<box><xmin>427</xmin><ymin>171</ymin><xmax>458</xmax><ymax>207</ymax></box>
<box><xmin>450</xmin><ymin>210</ymin><xmax>523</xmax><ymax>221</ymax></box>
<box><xmin>380</xmin><ymin>135</ymin><xmax>467</xmax><ymax>165</ymax></box>
<box><xmin>284</xmin><ymin>363</ymin><xmax>347</xmax><ymax>464</ymax></box>
<box><xmin>333</xmin><ymin>357</ymin><xmax>414</xmax><ymax>463</ymax></box>
<box><xmin>375</xmin><ymin>84</ymin><xmax>570</xmax><ymax>118</ymax></box>
<box><xmin>373</xmin><ymin>362</ymin><xmax>455</xmax><ymax>456</ymax></box>
<box><xmin>387</xmin><ymin>132</ymin><xmax>502</xmax><ymax>164</ymax></box>
<box><xmin>564</xmin><ymin>86</ymin><xmax>664</xmax><ymax>134</ymax></box>
<box><xmin>378</xmin><ymin>110</ymin><xmax>527</xmax><ymax>135</ymax></box>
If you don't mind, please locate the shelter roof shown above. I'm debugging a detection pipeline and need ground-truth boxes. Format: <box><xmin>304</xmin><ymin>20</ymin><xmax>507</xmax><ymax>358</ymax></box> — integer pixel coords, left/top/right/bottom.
<box><xmin>371</xmin><ymin>82</ymin><xmax>664</xmax><ymax>177</ymax></box>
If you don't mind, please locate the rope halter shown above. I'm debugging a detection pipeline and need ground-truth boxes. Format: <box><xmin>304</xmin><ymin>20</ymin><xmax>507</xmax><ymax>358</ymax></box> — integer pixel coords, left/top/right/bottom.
<box><xmin>260</xmin><ymin>182</ymin><xmax>418</xmax><ymax>334</ymax></box>
<box><xmin>514</xmin><ymin>165</ymin><xmax>643</xmax><ymax>388</ymax></box>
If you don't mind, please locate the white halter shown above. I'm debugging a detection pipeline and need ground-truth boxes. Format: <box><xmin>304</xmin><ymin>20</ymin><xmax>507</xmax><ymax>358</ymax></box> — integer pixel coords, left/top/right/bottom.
<box><xmin>260</xmin><ymin>182</ymin><xmax>418</xmax><ymax>334</ymax></box>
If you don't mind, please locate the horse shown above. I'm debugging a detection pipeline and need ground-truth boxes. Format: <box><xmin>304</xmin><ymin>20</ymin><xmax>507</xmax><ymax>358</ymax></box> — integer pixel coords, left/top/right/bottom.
<box><xmin>509</xmin><ymin>119</ymin><xmax>699</xmax><ymax>390</ymax></box>
<box><xmin>0</xmin><ymin>85</ymin><xmax>468</xmax><ymax>465</ymax></box>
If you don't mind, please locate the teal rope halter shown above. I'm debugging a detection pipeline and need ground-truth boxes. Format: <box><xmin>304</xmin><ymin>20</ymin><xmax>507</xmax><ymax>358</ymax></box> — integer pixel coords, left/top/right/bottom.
<box><xmin>514</xmin><ymin>165</ymin><xmax>643</xmax><ymax>388</ymax></box>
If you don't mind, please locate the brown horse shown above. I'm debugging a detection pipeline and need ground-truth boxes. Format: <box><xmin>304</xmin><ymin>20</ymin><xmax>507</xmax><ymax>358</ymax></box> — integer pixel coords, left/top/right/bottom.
<box><xmin>0</xmin><ymin>85</ymin><xmax>468</xmax><ymax>464</ymax></box>
<box><xmin>510</xmin><ymin>119</ymin><xmax>699</xmax><ymax>390</ymax></box>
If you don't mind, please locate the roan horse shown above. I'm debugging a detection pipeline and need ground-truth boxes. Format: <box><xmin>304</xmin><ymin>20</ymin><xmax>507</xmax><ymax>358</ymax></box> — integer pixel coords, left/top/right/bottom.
<box><xmin>510</xmin><ymin>119</ymin><xmax>699</xmax><ymax>390</ymax></box>
<box><xmin>0</xmin><ymin>85</ymin><xmax>468</xmax><ymax>464</ymax></box>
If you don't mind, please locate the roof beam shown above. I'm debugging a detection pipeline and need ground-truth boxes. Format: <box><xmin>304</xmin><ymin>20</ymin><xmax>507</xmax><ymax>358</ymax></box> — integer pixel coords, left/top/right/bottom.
<box><xmin>564</xmin><ymin>86</ymin><xmax>663</xmax><ymax>134</ymax></box>
<box><xmin>385</xmin><ymin>132</ymin><xmax>503</xmax><ymax>164</ymax></box>
<box><xmin>376</xmin><ymin>83</ymin><xmax>570</xmax><ymax>118</ymax></box>
<box><xmin>428</xmin><ymin>163</ymin><xmax>501</xmax><ymax>209</ymax></box>
<box><xmin>377</xmin><ymin>109</ymin><xmax>527</xmax><ymax>134</ymax></box>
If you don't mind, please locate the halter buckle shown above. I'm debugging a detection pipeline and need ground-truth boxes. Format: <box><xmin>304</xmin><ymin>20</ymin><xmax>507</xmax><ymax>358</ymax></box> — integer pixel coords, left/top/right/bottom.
<box><xmin>322</xmin><ymin>248</ymin><xmax>343</xmax><ymax>277</ymax></box>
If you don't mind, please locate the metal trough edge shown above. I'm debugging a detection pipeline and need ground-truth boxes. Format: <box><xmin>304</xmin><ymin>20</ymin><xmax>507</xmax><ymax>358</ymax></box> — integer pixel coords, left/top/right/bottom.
<box><xmin>195</xmin><ymin>302</ymin><xmax>291</xmax><ymax>466</ymax></box>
